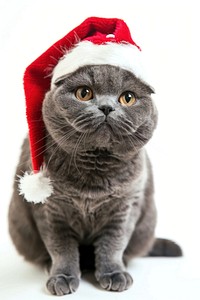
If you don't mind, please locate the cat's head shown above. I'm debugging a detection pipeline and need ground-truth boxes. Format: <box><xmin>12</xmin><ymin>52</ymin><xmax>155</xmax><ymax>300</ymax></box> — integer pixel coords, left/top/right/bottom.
<box><xmin>42</xmin><ymin>65</ymin><xmax>157</xmax><ymax>154</ymax></box>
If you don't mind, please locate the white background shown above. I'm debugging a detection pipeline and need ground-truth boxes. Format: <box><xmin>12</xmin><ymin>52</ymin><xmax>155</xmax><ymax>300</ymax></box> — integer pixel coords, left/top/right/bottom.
<box><xmin>0</xmin><ymin>0</ymin><xmax>200</xmax><ymax>299</ymax></box>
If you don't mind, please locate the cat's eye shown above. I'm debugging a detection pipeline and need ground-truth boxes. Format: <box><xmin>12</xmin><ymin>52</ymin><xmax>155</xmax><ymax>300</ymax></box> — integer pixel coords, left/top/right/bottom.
<box><xmin>119</xmin><ymin>92</ymin><xmax>136</xmax><ymax>106</ymax></box>
<box><xmin>75</xmin><ymin>86</ymin><xmax>93</xmax><ymax>101</ymax></box>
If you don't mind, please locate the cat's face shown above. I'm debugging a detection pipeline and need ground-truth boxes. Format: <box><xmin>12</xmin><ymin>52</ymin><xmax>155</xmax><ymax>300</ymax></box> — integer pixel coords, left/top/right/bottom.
<box><xmin>43</xmin><ymin>65</ymin><xmax>157</xmax><ymax>154</ymax></box>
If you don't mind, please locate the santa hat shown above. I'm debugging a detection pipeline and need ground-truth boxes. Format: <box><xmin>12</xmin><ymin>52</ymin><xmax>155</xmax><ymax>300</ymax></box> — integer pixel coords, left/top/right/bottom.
<box><xmin>19</xmin><ymin>16</ymin><xmax>146</xmax><ymax>204</ymax></box>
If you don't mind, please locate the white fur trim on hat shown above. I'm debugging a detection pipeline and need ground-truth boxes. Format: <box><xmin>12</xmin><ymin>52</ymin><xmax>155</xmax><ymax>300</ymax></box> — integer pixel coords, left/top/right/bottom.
<box><xmin>51</xmin><ymin>41</ymin><xmax>148</xmax><ymax>87</ymax></box>
<box><xmin>18</xmin><ymin>170</ymin><xmax>53</xmax><ymax>204</ymax></box>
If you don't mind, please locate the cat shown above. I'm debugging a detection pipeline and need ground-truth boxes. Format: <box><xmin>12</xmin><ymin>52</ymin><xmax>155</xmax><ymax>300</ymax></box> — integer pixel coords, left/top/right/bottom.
<box><xmin>9</xmin><ymin>65</ymin><xmax>182</xmax><ymax>295</ymax></box>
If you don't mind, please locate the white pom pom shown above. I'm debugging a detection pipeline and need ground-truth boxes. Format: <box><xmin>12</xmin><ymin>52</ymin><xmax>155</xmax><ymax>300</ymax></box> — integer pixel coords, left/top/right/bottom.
<box><xmin>18</xmin><ymin>171</ymin><xmax>53</xmax><ymax>204</ymax></box>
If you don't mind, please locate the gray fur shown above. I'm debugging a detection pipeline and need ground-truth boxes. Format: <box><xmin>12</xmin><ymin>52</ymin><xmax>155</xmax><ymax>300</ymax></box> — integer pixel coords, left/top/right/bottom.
<box><xmin>9</xmin><ymin>65</ymin><xmax>159</xmax><ymax>295</ymax></box>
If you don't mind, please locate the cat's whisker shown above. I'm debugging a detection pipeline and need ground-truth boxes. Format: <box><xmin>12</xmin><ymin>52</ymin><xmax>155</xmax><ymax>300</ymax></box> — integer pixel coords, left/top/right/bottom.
<box><xmin>45</xmin><ymin>143</ymin><xmax>61</xmax><ymax>171</ymax></box>
<box><xmin>110</xmin><ymin>120</ymin><xmax>141</xmax><ymax>154</ymax></box>
<box><xmin>110</xmin><ymin>117</ymin><xmax>145</xmax><ymax>153</ymax></box>
<box><xmin>135</xmin><ymin>130</ymin><xmax>151</xmax><ymax>144</ymax></box>
<box><xmin>32</xmin><ymin>123</ymin><xmax>73</xmax><ymax>148</ymax></box>
<box><xmin>72</xmin><ymin>113</ymin><xmax>93</xmax><ymax>125</ymax></box>
<box><xmin>45</xmin><ymin>129</ymin><xmax>77</xmax><ymax>170</ymax></box>
<box><xmin>117</xmin><ymin>120</ymin><xmax>136</xmax><ymax>135</ymax></box>
<box><xmin>126</xmin><ymin>135</ymin><xmax>140</xmax><ymax>154</ymax></box>
<box><xmin>67</xmin><ymin>131</ymin><xmax>82</xmax><ymax>175</ymax></box>
<box><xmin>72</xmin><ymin>114</ymin><xmax>100</xmax><ymax>132</ymax></box>
<box><xmin>83</xmin><ymin>131</ymin><xmax>91</xmax><ymax>152</ymax></box>
<box><xmin>34</xmin><ymin>127</ymin><xmax>75</xmax><ymax>160</ymax></box>
<box><xmin>72</xmin><ymin>132</ymin><xmax>86</xmax><ymax>174</ymax></box>
<box><xmin>17</xmin><ymin>127</ymin><xmax>77</xmax><ymax>171</ymax></box>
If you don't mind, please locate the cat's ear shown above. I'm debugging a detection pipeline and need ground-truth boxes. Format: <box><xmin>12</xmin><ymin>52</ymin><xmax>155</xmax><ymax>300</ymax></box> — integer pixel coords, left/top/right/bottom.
<box><xmin>146</xmin><ymin>85</ymin><xmax>155</xmax><ymax>95</ymax></box>
<box><xmin>54</xmin><ymin>75</ymin><xmax>67</xmax><ymax>87</ymax></box>
<box><xmin>141</xmin><ymin>82</ymin><xmax>155</xmax><ymax>95</ymax></box>
<box><xmin>135</xmin><ymin>76</ymin><xmax>155</xmax><ymax>95</ymax></box>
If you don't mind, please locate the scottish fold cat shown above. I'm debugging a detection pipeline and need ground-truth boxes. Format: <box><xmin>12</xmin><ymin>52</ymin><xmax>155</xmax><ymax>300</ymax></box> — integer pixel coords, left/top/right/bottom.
<box><xmin>9</xmin><ymin>65</ymin><xmax>182</xmax><ymax>295</ymax></box>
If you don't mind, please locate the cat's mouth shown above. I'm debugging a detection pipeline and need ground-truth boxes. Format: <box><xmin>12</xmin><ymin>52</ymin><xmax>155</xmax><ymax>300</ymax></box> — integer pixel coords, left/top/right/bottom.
<box><xmin>72</xmin><ymin>113</ymin><xmax>113</xmax><ymax>133</ymax></box>
<box><xmin>98</xmin><ymin>116</ymin><xmax>136</xmax><ymax>136</ymax></box>
<box><xmin>94</xmin><ymin>120</ymin><xmax>111</xmax><ymax>133</ymax></box>
<box><xmin>97</xmin><ymin>116</ymin><xmax>115</xmax><ymax>130</ymax></box>
<box><xmin>71</xmin><ymin>112</ymin><xmax>136</xmax><ymax>138</ymax></box>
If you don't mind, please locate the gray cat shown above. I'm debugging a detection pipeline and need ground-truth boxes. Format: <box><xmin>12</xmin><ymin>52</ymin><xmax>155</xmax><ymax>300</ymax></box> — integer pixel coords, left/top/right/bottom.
<box><xmin>9</xmin><ymin>65</ymin><xmax>182</xmax><ymax>295</ymax></box>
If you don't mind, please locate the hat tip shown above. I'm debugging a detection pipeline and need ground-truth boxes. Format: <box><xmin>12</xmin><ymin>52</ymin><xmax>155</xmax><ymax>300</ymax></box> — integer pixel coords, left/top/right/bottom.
<box><xmin>18</xmin><ymin>171</ymin><xmax>53</xmax><ymax>204</ymax></box>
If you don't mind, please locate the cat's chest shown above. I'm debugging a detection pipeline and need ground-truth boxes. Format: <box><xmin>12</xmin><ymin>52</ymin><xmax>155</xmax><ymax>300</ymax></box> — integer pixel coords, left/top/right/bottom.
<box><xmin>62</xmin><ymin>194</ymin><xmax>131</xmax><ymax>242</ymax></box>
<box><xmin>44</xmin><ymin>150</ymin><xmax>146</xmax><ymax>240</ymax></box>
<box><xmin>40</xmin><ymin>175</ymin><xmax>144</xmax><ymax>244</ymax></box>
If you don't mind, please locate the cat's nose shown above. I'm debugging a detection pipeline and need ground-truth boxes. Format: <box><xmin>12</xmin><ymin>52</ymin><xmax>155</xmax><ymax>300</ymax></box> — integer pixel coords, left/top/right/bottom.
<box><xmin>98</xmin><ymin>105</ymin><xmax>115</xmax><ymax>116</ymax></box>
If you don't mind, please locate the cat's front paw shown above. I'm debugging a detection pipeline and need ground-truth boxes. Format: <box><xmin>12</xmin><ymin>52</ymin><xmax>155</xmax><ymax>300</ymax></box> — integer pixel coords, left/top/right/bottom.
<box><xmin>98</xmin><ymin>271</ymin><xmax>133</xmax><ymax>292</ymax></box>
<box><xmin>46</xmin><ymin>274</ymin><xmax>79</xmax><ymax>295</ymax></box>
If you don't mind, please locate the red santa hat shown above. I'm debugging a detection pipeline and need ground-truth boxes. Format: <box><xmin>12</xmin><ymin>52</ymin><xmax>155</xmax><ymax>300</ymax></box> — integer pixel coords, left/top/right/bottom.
<box><xmin>19</xmin><ymin>16</ymin><xmax>146</xmax><ymax>204</ymax></box>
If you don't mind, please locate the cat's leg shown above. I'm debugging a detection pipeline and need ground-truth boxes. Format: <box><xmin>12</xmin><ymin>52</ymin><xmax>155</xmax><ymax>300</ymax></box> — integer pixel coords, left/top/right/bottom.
<box><xmin>8</xmin><ymin>190</ymin><xmax>50</xmax><ymax>267</ymax></box>
<box><xmin>94</xmin><ymin>225</ymin><xmax>133</xmax><ymax>292</ymax></box>
<box><xmin>124</xmin><ymin>206</ymin><xmax>182</xmax><ymax>261</ymax></box>
<box><xmin>124</xmin><ymin>170</ymin><xmax>182</xmax><ymax>260</ymax></box>
<box><xmin>46</xmin><ymin>240</ymin><xmax>80</xmax><ymax>296</ymax></box>
<box><xmin>123</xmin><ymin>191</ymin><xmax>157</xmax><ymax>262</ymax></box>
<box><xmin>9</xmin><ymin>139</ymin><xmax>51</xmax><ymax>267</ymax></box>
<box><xmin>33</xmin><ymin>209</ymin><xmax>80</xmax><ymax>296</ymax></box>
